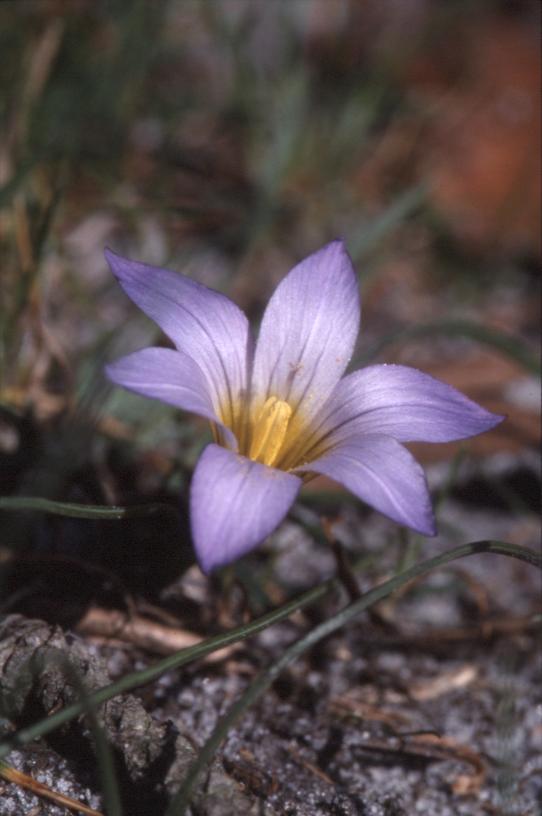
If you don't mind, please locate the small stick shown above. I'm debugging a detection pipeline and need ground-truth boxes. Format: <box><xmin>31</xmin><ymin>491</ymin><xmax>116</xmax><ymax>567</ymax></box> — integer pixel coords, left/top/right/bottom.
<box><xmin>321</xmin><ymin>517</ymin><xmax>360</xmax><ymax>602</ymax></box>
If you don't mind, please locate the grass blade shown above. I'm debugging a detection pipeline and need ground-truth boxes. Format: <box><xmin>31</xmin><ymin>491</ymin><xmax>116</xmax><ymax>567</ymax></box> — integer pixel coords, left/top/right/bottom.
<box><xmin>166</xmin><ymin>540</ymin><xmax>540</xmax><ymax>814</ymax></box>
<box><xmin>0</xmin><ymin>496</ymin><xmax>178</xmax><ymax>521</ymax></box>
<box><xmin>0</xmin><ymin>580</ymin><xmax>336</xmax><ymax>760</ymax></box>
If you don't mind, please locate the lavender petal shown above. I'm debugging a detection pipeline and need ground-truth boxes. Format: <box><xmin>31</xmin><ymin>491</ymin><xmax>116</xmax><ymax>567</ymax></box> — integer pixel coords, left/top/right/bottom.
<box><xmin>105</xmin><ymin>249</ymin><xmax>252</xmax><ymax>429</ymax></box>
<box><xmin>308</xmin><ymin>364</ymin><xmax>504</xmax><ymax>449</ymax></box>
<box><xmin>106</xmin><ymin>347</ymin><xmax>237</xmax><ymax>449</ymax></box>
<box><xmin>251</xmin><ymin>240</ymin><xmax>360</xmax><ymax>423</ymax></box>
<box><xmin>296</xmin><ymin>433</ymin><xmax>436</xmax><ymax>536</ymax></box>
<box><xmin>190</xmin><ymin>444</ymin><xmax>301</xmax><ymax>573</ymax></box>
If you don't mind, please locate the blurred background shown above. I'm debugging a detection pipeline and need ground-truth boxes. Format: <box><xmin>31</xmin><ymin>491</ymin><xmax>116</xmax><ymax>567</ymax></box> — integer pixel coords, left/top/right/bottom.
<box><xmin>0</xmin><ymin>0</ymin><xmax>540</xmax><ymax>589</ymax></box>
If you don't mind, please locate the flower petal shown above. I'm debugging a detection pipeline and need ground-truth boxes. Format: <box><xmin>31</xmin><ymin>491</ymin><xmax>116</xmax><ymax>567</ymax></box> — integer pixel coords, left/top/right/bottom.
<box><xmin>251</xmin><ymin>240</ymin><xmax>360</xmax><ymax>424</ymax></box>
<box><xmin>296</xmin><ymin>434</ymin><xmax>436</xmax><ymax>536</ymax></box>
<box><xmin>305</xmin><ymin>364</ymin><xmax>504</xmax><ymax>453</ymax></box>
<box><xmin>190</xmin><ymin>444</ymin><xmax>301</xmax><ymax>573</ymax></box>
<box><xmin>105</xmin><ymin>249</ymin><xmax>252</xmax><ymax>430</ymax></box>
<box><xmin>106</xmin><ymin>347</ymin><xmax>237</xmax><ymax>449</ymax></box>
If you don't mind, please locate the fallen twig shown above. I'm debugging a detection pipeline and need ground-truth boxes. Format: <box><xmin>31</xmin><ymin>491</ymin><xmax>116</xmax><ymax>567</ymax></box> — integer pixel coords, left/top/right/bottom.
<box><xmin>76</xmin><ymin>606</ymin><xmax>237</xmax><ymax>661</ymax></box>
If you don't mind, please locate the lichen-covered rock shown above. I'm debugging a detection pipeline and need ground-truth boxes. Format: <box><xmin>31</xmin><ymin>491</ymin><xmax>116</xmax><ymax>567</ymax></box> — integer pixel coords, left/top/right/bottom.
<box><xmin>0</xmin><ymin>615</ymin><xmax>166</xmax><ymax>780</ymax></box>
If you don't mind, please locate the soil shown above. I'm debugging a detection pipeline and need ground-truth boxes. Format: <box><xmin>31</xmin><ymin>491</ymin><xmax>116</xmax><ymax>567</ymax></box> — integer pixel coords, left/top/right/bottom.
<box><xmin>0</xmin><ymin>453</ymin><xmax>540</xmax><ymax>816</ymax></box>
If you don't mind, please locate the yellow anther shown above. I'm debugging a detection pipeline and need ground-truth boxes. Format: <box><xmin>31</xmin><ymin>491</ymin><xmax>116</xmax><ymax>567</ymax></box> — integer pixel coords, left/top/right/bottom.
<box><xmin>249</xmin><ymin>397</ymin><xmax>292</xmax><ymax>467</ymax></box>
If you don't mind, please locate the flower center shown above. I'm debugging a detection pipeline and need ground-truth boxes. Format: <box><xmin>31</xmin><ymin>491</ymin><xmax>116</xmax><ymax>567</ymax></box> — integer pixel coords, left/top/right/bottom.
<box><xmin>248</xmin><ymin>396</ymin><xmax>292</xmax><ymax>467</ymax></box>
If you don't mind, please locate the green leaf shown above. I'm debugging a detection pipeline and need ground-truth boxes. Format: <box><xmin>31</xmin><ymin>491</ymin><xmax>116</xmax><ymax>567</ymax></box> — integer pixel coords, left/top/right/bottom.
<box><xmin>0</xmin><ymin>539</ymin><xmax>537</xmax><ymax>814</ymax></box>
<box><xmin>0</xmin><ymin>496</ymin><xmax>178</xmax><ymax>522</ymax></box>
<box><xmin>0</xmin><ymin>579</ymin><xmax>336</xmax><ymax>760</ymax></box>
<box><xmin>166</xmin><ymin>540</ymin><xmax>539</xmax><ymax>814</ymax></box>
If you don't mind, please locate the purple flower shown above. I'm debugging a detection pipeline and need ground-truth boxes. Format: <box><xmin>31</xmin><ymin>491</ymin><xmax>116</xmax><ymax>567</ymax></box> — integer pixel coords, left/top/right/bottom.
<box><xmin>105</xmin><ymin>241</ymin><xmax>503</xmax><ymax>573</ymax></box>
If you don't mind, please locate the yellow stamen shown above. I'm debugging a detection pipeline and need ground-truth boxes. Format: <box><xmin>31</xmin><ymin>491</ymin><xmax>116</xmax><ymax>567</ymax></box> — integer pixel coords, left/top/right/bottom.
<box><xmin>249</xmin><ymin>397</ymin><xmax>292</xmax><ymax>467</ymax></box>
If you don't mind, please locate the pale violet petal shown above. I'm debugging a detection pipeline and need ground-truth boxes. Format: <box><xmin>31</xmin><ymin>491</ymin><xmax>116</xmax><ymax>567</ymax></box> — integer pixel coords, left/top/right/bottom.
<box><xmin>190</xmin><ymin>444</ymin><xmax>301</xmax><ymax>573</ymax></box>
<box><xmin>305</xmin><ymin>364</ymin><xmax>504</xmax><ymax>453</ymax></box>
<box><xmin>105</xmin><ymin>249</ymin><xmax>252</xmax><ymax>428</ymax></box>
<box><xmin>251</xmin><ymin>240</ymin><xmax>360</xmax><ymax>424</ymax></box>
<box><xmin>295</xmin><ymin>434</ymin><xmax>436</xmax><ymax>536</ymax></box>
<box><xmin>106</xmin><ymin>347</ymin><xmax>237</xmax><ymax>449</ymax></box>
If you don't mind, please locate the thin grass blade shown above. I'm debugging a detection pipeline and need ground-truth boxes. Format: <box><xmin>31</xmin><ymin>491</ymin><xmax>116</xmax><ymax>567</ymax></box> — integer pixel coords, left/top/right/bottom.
<box><xmin>0</xmin><ymin>496</ymin><xmax>178</xmax><ymax>521</ymax></box>
<box><xmin>166</xmin><ymin>540</ymin><xmax>540</xmax><ymax>814</ymax></box>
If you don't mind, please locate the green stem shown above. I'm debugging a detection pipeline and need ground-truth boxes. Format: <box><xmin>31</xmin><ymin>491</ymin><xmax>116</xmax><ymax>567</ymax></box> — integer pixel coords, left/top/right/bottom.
<box><xmin>0</xmin><ymin>496</ymin><xmax>177</xmax><ymax>521</ymax></box>
<box><xmin>0</xmin><ymin>579</ymin><xmax>336</xmax><ymax>760</ymax></box>
<box><xmin>166</xmin><ymin>540</ymin><xmax>540</xmax><ymax>814</ymax></box>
